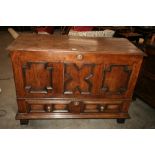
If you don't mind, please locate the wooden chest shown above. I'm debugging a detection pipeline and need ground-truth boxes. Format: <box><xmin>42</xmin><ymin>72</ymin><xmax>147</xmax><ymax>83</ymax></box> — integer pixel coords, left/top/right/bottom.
<box><xmin>8</xmin><ymin>34</ymin><xmax>145</xmax><ymax>125</ymax></box>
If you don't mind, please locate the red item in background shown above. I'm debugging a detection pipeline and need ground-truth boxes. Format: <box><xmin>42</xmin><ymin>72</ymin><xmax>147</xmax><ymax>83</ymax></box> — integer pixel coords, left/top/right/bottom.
<box><xmin>72</xmin><ymin>26</ymin><xmax>94</xmax><ymax>31</ymax></box>
<box><xmin>36</xmin><ymin>26</ymin><xmax>54</xmax><ymax>34</ymax></box>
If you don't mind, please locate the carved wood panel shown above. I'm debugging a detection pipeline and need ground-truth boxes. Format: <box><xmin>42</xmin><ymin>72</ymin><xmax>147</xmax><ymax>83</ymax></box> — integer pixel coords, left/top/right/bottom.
<box><xmin>64</xmin><ymin>63</ymin><xmax>95</xmax><ymax>95</ymax></box>
<box><xmin>22</xmin><ymin>62</ymin><xmax>53</xmax><ymax>94</ymax></box>
<box><xmin>102</xmin><ymin>64</ymin><xmax>132</xmax><ymax>95</ymax></box>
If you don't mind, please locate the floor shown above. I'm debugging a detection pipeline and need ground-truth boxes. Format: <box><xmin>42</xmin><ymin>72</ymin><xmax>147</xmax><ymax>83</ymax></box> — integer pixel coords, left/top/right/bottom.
<box><xmin>0</xmin><ymin>30</ymin><xmax>155</xmax><ymax>129</ymax></box>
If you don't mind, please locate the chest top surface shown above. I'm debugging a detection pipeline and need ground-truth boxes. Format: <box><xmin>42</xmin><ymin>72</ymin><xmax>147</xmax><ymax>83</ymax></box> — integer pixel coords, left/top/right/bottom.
<box><xmin>7</xmin><ymin>33</ymin><xmax>145</xmax><ymax>56</ymax></box>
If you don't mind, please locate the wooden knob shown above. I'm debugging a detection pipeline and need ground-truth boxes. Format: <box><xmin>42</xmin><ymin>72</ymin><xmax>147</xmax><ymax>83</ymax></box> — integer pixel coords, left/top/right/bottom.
<box><xmin>45</xmin><ymin>105</ymin><xmax>52</xmax><ymax>112</ymax></box>
<box><xmin>76</xmin><ymin>54</ymin><xmax>83</xmax><ymax>60</ymax></box>
<box><xmin>100</xmin><ymin>105</ymin><xmax>105</xmax><ymax>111</ymax></box>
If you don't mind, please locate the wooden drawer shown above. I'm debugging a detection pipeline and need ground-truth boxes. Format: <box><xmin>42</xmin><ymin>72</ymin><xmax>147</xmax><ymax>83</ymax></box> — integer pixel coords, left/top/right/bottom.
<box><xmin>17</xmin><ymin>99</ymin><xmax>124</xmax><ymax>114</ymax></box>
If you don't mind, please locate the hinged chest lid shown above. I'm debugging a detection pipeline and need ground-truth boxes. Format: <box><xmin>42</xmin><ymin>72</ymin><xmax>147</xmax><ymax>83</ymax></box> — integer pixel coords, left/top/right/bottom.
<box><xmin>7</xmin><ymin>33</ymin><xmax>145</xmax><ymax>56</ymax></box>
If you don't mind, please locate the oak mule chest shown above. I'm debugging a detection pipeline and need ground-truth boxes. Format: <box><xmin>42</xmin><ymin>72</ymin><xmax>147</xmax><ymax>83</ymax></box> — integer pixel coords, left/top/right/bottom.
<box><xmin>8</xmin><ymin>34</ymin><xmax>145</xmax><ymax>125</ymax></box>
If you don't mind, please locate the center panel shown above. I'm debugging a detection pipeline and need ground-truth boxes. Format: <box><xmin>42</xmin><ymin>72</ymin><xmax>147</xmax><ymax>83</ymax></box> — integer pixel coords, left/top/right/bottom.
<box><xmin>64</xmin><ymin>63</ymin><xmax>96</xmax><ymax>95</ymax></box>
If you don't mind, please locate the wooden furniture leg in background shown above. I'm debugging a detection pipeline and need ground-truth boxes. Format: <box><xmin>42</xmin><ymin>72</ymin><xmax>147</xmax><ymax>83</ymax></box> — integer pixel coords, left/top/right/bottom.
<box><xmin>20</xmin><ymin>120</ymin><xmax>29</xmax><ymax>125</ymax></box>
<box><xmin>117</xmin><ymin>118</ymin><xmax>126</xmax><ymax>124</ymax></box>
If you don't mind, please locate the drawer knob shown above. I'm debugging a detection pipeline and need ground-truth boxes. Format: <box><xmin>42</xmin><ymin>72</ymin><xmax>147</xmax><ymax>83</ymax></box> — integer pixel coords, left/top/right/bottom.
<box><xmin>100</xmin><ymin>105</ymin><xmax>105</xmax><ymax>111</ymax></box>
<box><xmin>76</xmin><ymin>54</ymin><xmax>83</xmax><ymax>60</ymax></box>
<box><xmin>45</xmin><ymin>105</ymin><xmax>52</xmax><ymax>112</ymax></box>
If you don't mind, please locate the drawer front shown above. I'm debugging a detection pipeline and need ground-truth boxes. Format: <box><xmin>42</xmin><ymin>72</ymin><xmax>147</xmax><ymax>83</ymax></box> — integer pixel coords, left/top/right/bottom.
<box><xmin>11</xmin><ymin>51</ymin><xmax>142</xmax><ymax>98</ymax></box>
<box><xmin>18</xmin><ymin>99</ymin><xmax>126</xmax><ymax>114</ymax></box>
